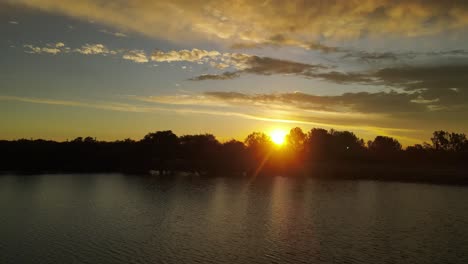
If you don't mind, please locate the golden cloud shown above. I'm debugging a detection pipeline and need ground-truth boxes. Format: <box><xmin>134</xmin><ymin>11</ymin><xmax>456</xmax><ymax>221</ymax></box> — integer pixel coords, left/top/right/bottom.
<box><xmin>122</xmin><ymin>50</ymin><xmax>148</xmax><ymax>63</ymax></box>
<box><xmin>151</xmin><ymin>49</ymin><xmax>221</xmax><ymax>62</ymax></box>
<box><xmin>9</xmin><ymin>0</ymin><xmax>468</xmax><ymax>47</ymax></box>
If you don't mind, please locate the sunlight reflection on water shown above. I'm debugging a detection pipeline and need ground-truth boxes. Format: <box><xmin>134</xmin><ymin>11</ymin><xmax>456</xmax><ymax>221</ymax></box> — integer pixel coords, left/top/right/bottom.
<box><xmin>1</xmin><ymin>174</ymin><xmax>468</xmax><ymax>264</ymax></box>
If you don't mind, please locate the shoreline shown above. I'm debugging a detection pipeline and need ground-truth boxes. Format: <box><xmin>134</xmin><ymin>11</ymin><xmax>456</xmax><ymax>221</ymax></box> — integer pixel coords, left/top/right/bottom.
<box><xmin>2</xmin><ymin>165</ymin><xmax>467</xmax><ymax>186</ymax></box>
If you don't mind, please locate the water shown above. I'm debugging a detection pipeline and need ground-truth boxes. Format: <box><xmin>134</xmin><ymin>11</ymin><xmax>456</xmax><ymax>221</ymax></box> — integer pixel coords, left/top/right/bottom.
<box><xmin>1</xmin><ymin>174</ymin><xmax>468</xmax><ymax>264</ymax></box>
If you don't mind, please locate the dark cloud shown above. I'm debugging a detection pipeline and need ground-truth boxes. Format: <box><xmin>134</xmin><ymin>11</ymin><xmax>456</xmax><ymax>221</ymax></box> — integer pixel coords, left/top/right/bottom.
<box><xmin>341</xmin><ymin>49</ymin><xmax>468</xmax><ymax>64</ymax></box>
<box><xmin>374</xmin><ymin>64</ymin><xmax>468</xmax><ymax>108</ymax></box>
<box><xmin>302</xmin><ymin>64</ymin><xmax>468</xmax><ymax>110</ymax></box>
<box><xmin>192</xmin><ymin>57</ymin><xmax>468</xmax><ymax>113</ymax></box>
<box><xmin>309</xmin><ymin>71</ymin><xmax>375</xmax><ymax>84</ymax></box>
<box><xmin>375</xmin><ymin>65</ymin><xmax>468</xmax><ymax>91</ymax></box>
<box><xmin>202</xmin><ymin>60</ymin><xmax>468</xmax><ymax>113</ymax></box>
<box><xmin>191</xmin><ymin>55</ymin><xmax>327</xmax><ymax>81</ymax></box>
<box><xmin>244</xmin><ymin>56</ymin><xmax>326</xmax><ymax>75</ymax></box>
<box><xmin>427</xmin><ymin>50</ymin><xmax>468</xmax><ymax>57</ymax></box>
<box><xmin>190</xmin><ymin>72</ymin><xmax>240</xmax><ymax>81</ymax></box>
<box><xmin>342</xmin><ymin>51</ymin><xmax>400</xmax><ymax>62</ymax></box>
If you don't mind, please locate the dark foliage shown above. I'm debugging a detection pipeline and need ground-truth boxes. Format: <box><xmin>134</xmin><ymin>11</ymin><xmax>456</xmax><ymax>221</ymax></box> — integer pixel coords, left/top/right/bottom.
<box><xmin>1</xmin><ymin>128</ymin><xmax>467</xmax><ymax>182</ymax></box>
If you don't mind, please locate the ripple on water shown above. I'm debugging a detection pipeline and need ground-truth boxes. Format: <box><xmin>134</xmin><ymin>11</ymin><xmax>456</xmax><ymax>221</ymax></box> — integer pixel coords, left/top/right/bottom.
<box><xmin>1</xmin><ymin>174</ymin><xmax>468</xmax><ymax>264</ymax></box>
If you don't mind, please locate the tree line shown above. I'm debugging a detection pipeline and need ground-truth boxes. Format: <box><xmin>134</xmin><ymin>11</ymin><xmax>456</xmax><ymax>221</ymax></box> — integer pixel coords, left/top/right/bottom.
<box><xmin>1</xmin><ymin>128</ymin><xmax>467</xmax><ymax>182</ymax></box>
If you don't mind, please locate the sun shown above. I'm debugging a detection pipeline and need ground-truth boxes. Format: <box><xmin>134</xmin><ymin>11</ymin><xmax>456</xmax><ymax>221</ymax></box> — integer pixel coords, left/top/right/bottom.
<box><xmin>269</xmin><ymin>129</ymin><xmax>287</xmax><ymax>146</ymax></box>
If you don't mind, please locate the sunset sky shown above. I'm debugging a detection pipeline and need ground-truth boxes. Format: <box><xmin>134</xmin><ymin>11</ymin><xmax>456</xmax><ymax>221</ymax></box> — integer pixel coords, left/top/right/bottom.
<box><xmin>1</xmin><ymin>0</ymin><xmax>468</xmax><ymax>145</ymax></box>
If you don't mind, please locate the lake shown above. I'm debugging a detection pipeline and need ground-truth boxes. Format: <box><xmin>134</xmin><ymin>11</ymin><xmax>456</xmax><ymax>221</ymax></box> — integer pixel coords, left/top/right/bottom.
<box><xmin>1</xmin><ymin>174</ymin><xmax>468</xmax><ymax>264</ymax></box>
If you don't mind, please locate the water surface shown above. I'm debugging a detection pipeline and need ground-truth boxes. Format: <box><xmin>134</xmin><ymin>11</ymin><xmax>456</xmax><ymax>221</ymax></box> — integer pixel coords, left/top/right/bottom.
<box><xmin>1</xmin><ymin>174</ymin><xmax>468</xmax><ymax>264</ymax></box>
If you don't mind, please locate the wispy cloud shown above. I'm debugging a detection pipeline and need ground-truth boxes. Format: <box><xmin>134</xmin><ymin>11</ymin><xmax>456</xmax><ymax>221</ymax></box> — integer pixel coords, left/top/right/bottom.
<box><xmin>136</xmin><ymin>90</ymin><xmax>439</xmax><ymax>114</ymax></box>
<box><xmin>0</xmin><ymin>94</ymin><xmax>418</xmax><ymax>141</ymax></box>
<box><xmin>22</xmin><ymin>42</ymin><xmax>152</xmax><ymax>64</ymax></box>
<box><xmin>99</xmin><ymin>29</ymin><xmax>127</xmax><ymax>38</ymax></box>
<box><xmin>0</xmin><ymin>95</ymin><xmax>145</xmax><ymax>112</ymax></box>
<box><xmin>342</xmin><ymin>49</ymin><xmax>468</xmax><ymax>63</ymax></box>
<box><xmin>23</xmin><ymin>42</ymin><xmax>69</xmax><ymax>55</ymax></box>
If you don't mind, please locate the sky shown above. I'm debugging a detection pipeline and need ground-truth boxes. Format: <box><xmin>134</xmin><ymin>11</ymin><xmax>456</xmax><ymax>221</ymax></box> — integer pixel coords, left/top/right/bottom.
<box><xmin>1</xmin><ymin>0</ymin><xmax>468</xmax><ymax>146</ymax></box>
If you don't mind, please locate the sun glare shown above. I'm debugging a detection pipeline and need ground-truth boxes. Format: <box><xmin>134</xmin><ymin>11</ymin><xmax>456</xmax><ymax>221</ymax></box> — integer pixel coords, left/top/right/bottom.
<box><xmin>270</xmin><ymin>129</ymin><xmax>287</xmax><ymax>146</ymax></box>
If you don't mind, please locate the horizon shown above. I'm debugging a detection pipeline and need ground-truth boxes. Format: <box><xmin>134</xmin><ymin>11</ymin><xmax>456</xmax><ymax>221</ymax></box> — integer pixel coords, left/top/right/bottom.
<box><xmin>2</xmin><ymin>127</ymin><xmax>463</xmax><ymax>150</ymax></box>
<box><xmin>2</xmin><ymin>1</ymin><xmax>468</xmax><ymax>146</ymax></box>
<box><xmin>2</xmin><ymin>2</ymin><xmax>468</xmax><ymax>262</ymax></box>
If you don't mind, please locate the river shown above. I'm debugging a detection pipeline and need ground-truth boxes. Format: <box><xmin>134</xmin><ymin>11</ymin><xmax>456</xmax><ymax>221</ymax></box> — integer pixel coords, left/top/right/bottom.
<box><xmin>1</xmin><ymin>174</ymin><xmax>468</xmax><ymax>263</ymax></box>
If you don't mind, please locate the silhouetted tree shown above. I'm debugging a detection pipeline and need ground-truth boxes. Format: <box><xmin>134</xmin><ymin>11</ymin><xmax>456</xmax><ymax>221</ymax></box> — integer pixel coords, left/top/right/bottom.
<box><xmin>1</xmin><ymin>128</ymin><xmax>467</xmax><ymax>180</ymax></box>
<box><xmin>180</xmin><ymin>134</ymin><xmax>221</xmax><ymax>173</ymax></box>
<box><xmin>71</xmin><ymin>137</ymin><xmax>83</xmax><ymax>143</ymax></box>
<box><xmin>244</xmin><ymin>132</ymin><xmax>273</xmax><ymax>173</ymax></box>
<box><xmin>448</xmin><ymin>132</ymin><xmax>468</xmax><ymax>152</ymax></box>
<box><xmin>327</xmin><ymin>130</ymin><xmax>365</xmax><ymax>160</ymax></box>
<box><xmin>431</xmin><ymin>130</ymin><xmax>450</xmax><ymax>151</ymax></box>
<box><xmin>142</xmin><ymin>131</ymin><xmax>178</xmax><ymax>146</ymax></box>
<box><xmin>306</xmin><ymin>128</ymin><xmax>331</xmax><ymax>159</ymax></box>
<box><xmin>368</xmin><ymin>136</ymin><xmax>402</xmax><ymax>153</ymax></box>
<box><xmin>431</xmin><ymin>131</ymin><xmax>468</xmax><ymax>152</ymax></box>
<box><xmin>286</xmin><ymin>127</ymin><xmax>306</xmax><ymax>153</ymax></box>
<box><xmin>244</xmin><ymin>132</ymin><xmax>273</xmax><ymax>156</ymax></box>
<box><xmin>406</xmin><ymin>144</ymin><xmax>425</xmax><ymax>152</ymax></box>
<box><xmin>220</xmin><ymin>140</ymin><xmax>248</xmax><ymax>173</ymax></box>
<box><xmin>83</xmin><ymin>137</ymin><xmax>96</xmax><ymax>143</ymax></box>
<box><xmin>141</xmin><ymin>130</ymin><xmax>180</xmax><ymax>173</ymax></box>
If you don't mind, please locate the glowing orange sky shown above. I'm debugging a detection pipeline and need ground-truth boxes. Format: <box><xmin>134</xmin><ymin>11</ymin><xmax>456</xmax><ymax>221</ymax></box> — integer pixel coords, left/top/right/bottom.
<box><xmin>1</xmin><ymin>1</ymin><xmax>468</xmax><ymax>145</ymax></box>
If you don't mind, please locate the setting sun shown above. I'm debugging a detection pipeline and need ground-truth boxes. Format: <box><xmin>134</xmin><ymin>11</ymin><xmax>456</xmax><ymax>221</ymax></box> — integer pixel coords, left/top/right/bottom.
<box><xmin>270</xmin><ymin>129</ymin><xmax>288</xmax><ymax>145</ymax></box>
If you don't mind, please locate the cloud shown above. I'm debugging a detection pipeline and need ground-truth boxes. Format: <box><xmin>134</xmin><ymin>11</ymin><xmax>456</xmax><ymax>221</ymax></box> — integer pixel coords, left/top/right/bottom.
<box><xmin>375</xmin><ymin>65</ymin><xmax>468</xmax><ymax>91</ymax></box>
<box><xmin>99</xmin><ymin>29</ymin><xmax>127</xmax><ymax>37</ymax></box>
<box><xmin>122</xmin><ymin>50</ymin><xmax>148</xmax><ymax>63</ymax></box>
<box><xmin>131</xmin><ymin>91</ymin><xmax>430</xmax><ymax>143</ymax></box>
<box><xmin>22</xmin><ymin>42</ymin><xmax>156</xmax><ymax>65</ymax></box>
<box><xmin>242</xmin><ymin>56</ymin><xmax>326</xmax><ymax>75</ymax></box>
<box><xmin>231</xmin><ymin>34</ymin><xmax>341</xmax><ymax>53</ymax></box>
<box><xmin>291</xmin><ymin>64</ymin><xmax>468</xmax><ymax>110</ymax></box>
<box><xmin>184</xmin><ymin>60</ymin><xmax>467</xmax><ymax>111</ymax></box>
<box><xmin>135</xmin><ymin>90</ymin><xmax>440</xmax><ymax>118</ymax></box>
<box><xmin>342</xmin><ymin>49</ymin><xmax>468</xmax><ymax>63</ymax></box>
<box><xmin>8</xmin><ymin>20</ymin><xmax>18</xmax><ymax>24</ymax></box>
<box><xmin>74</xmin><ymin>43</ymin><xmax>116</xmax><ymax>55</ymax></box>
<box><xmin>309</xmin><ymin>71</ymin><xmax>375</xmax><ymax>84</ymax></box>
<box><xmin>0</xmin><ymin>95</ymin><xmax>145</xmax><ymax>112</ymax></box>
<box><xmin>373</xmin><ymin>64</ymin><xmax>468</xmax><ymax>108</ymax></box>
<box><xmin>151</xmin><ymin>48</ymin><xmax>221</xmax><ymax>63</ymax></box>
<box><xmin>23</xmin><ymin>42</ymin><xmax>69</xmax><ymax>54</ymax></box>
<box><xmin>186</xmin><ymin>51</ymin><xmax>327</xmax><ymax>80</ymax></box>
<box><xmin>165</xmin><ymin>91</ymin><xmax>432</xmax><ymax>114</ymax></box>
<box><xmin>0</xmin><ymin>94</ymin><xmax>377</xmax><ymax>131</ymax></box>
<box><xmin>0</xmin><ymin>94</ymin><xmax>348</xmax><ymax>132</ymax></box>
<box><xmin>9</xmin><ymin>0</ymin><xmax>468</xmax><ymax>49</ymax></box>
<box><xmin>190</xmin><ymin>72</ymin><xmax>240</xmax><ymax>81</ymax></box>
<box><xmin>0</xmin><ymin>93</ymin><xmax>432</xmax><ymax>144</ymax></box>
<box><xmin>342</xmin><ymin>51</ymin><xmax>400</xmax><ymax>62</ymax></box>
<box><xmin>150</xmin><ymin>48</ymin><xmax>328</xmax><ymax>79</ymax></box>
<box><xmin>22</xmin><ymin>43</ymin><xmax>331</xmax><ymax>79</ymax></box>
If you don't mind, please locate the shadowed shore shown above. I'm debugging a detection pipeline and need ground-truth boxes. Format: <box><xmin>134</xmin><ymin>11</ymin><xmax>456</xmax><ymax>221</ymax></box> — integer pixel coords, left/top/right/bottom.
<box><xmin>1</xmin><ymin>128</ymin><xmax>467</xmax><ymax>185</ymax></box>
